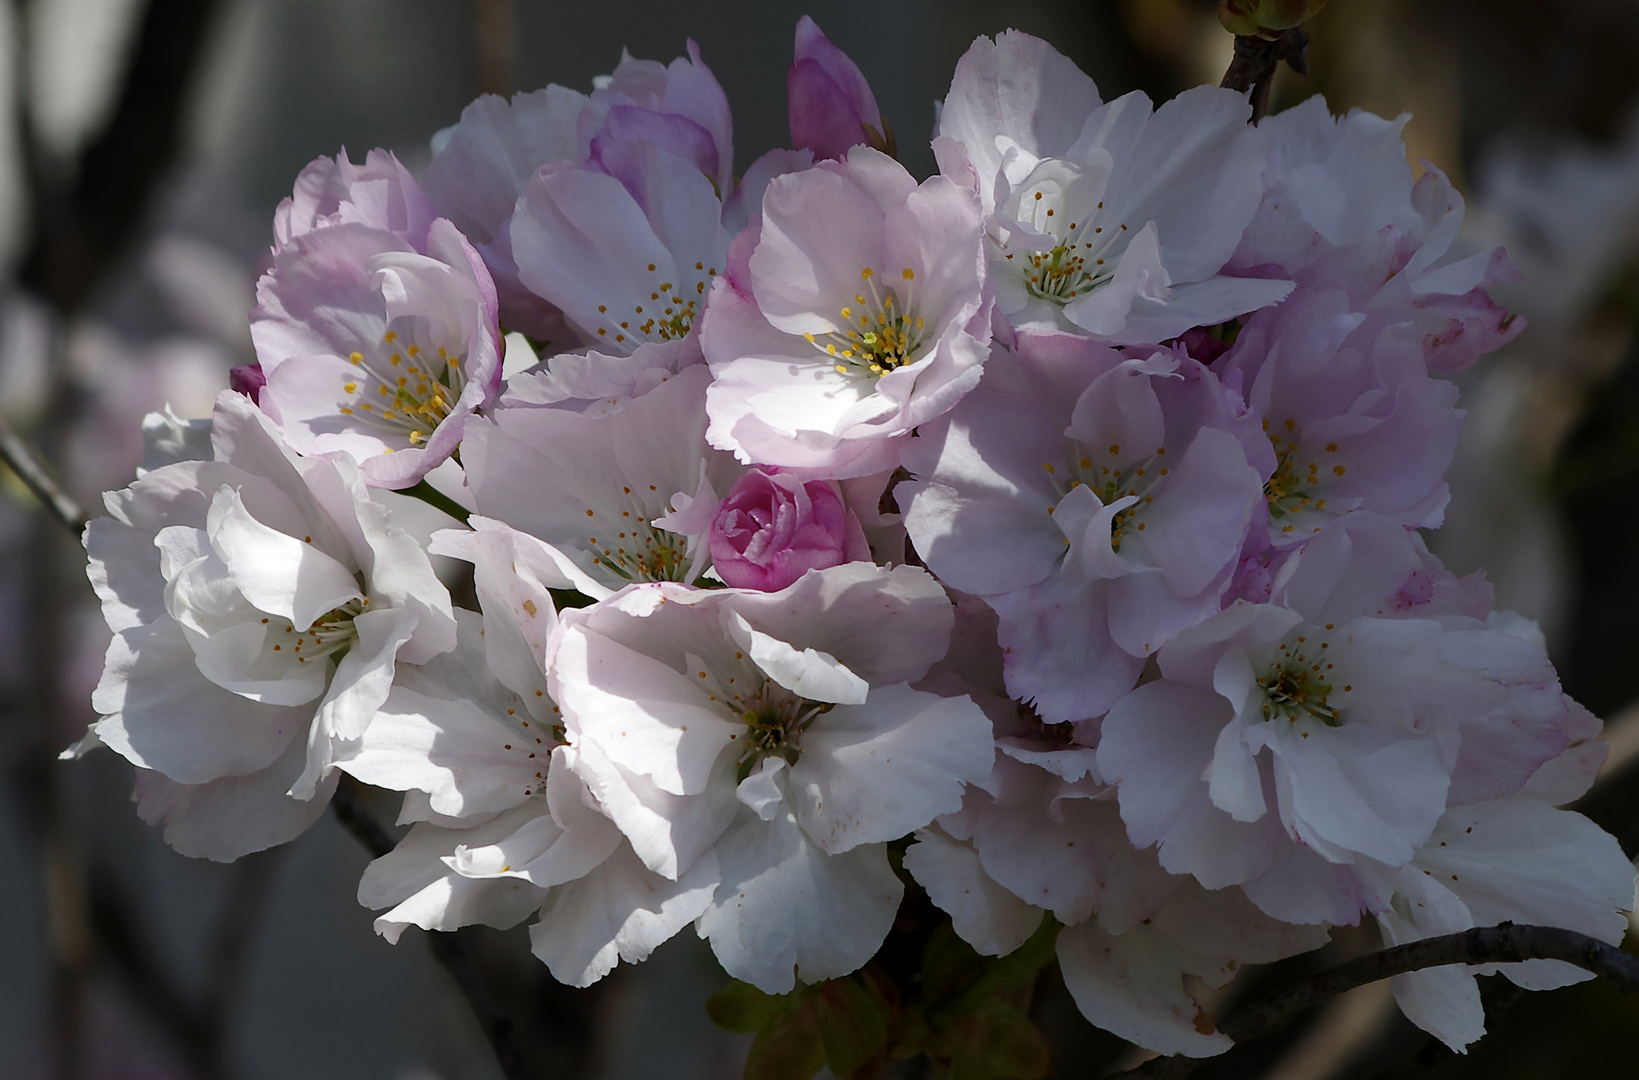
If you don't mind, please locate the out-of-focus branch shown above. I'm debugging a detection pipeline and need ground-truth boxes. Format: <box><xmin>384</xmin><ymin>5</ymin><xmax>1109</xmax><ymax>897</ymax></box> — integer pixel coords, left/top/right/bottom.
<box><xmin>1220</xmin><ymin>28</ymin><xmax>1310</xmax><ymax>123</ymax></box>
<box><xmin>330</xmin><ymin>776</ymin><xmax>534</xmax><ymax>1080</ymax></box>
<box><xmin>20</xmin><ymin>0</ymin><xmax>225</xmax><ymax>314</ymax></box>
<box><xmin>0</xmin><ymin>414</ymin><xmax>87</xmax><ymax>533</ymax></box>
<box><xmin>1110</xmin><ymin>924</ymin><xmax>1639</xmax><ymax>1080</ymax></box>
<box><xmin>474</xmin><ymin>0</ymin><xmax>515</xmax><ymax>98</ymax></box>
<box><xmin>330</xmin><ymin>775</ymin><xmax>398</xmax><ymax>859</ymax></box>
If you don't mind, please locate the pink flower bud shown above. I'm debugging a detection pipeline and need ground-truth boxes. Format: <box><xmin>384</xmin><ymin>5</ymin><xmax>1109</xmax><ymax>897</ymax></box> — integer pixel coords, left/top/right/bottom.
<box><xmin>708</xmin><ymin>469</ymin><xmax>872</xmax><ymax>591</ymax></box>
<box><xmin>787</xmin><ymin>16</ymin><xmax>892</xmax><ymax>160</ymax></box>
<box><xmin>229</xmin><ymin>363</ymin><xmax>266</xmax><ymax>404</ymax></box>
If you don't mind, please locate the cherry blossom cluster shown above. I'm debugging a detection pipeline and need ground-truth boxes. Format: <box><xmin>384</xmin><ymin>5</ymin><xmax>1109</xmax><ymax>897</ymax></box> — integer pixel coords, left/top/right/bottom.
<box><xmin>78</xmin><ymin>20</ymin><xmax>1635</xmax><ymax>1060</ymax></box>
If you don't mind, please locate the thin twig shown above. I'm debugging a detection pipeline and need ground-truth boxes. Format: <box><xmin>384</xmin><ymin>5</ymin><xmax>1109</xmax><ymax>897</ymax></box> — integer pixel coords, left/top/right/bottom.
<box><xmin>1109</xmin><ymin>924</ymin><xmax>1639</xmax><ymax>1080</ymax></box>
<box><xmin>0</xmin><ymin>414</ymin><xmax>87</xmax><ymax>533</ymax></box>
<box><xmin>330</xmin><ymin>776</ymin><xmax>534</xmax><ymax>1080</ymax></box>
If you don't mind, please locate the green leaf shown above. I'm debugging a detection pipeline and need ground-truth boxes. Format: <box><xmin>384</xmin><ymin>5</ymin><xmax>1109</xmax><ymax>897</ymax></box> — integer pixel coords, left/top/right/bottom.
<box><xmin>813</xmin><ymin>976</ymin><xmax>891</xmax><ymax>1076</ymax></box>
<box><xmin>706</xmin><ymin>981</ymin><xmax>789</xmax><ymax>1034</ymax></box>
<box><xmin>930</xmin><ymin>914</ymin><xmax>1060</xmax><ymax>1024</ymax></box>
<box><xmin>919</xmin><ymin>920</ymin><xmax>989</xmax><ymax>1005</ymax></box>
<box><xmin>745</xmin><ymin>992</ymin><xmax>827</xmax><ymax>1080</ymax></box>
<box><xmin>945</xmin><ymin>1000</ymin><xmax>1053</xmax><ymax>1080</ymax></box>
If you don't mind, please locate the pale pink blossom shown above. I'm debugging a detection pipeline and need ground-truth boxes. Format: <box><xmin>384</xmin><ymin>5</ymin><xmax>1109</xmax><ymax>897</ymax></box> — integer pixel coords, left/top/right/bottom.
<box><xmin>547</xmin><ymin>563</ymin><xmax>994</xmax><ymax>991</ymax></box>
<box><xmin>1230</xmin><ymin>97</ymin><xmax>1524</xmax><ymax>372</ymax></box>
<box><xmin>902</xmin><ymin>336</ymin><xmax>1269</xmax><ymax>721</ymax></box>
<box><xmin>703</xmin><ymin>147</ymin><xmax>991</xmax><ymax>478</ymax></box>
<box><xmin>1098</xmin><ymin>514</ymin><xmax>1578</xmax><ymax>927</ymax></box>
<box><xmin>273</xmin><ymin>148</ymin><xmax>436</xmax><ymax>252</ymax></box>
<box><xmin>1215</xmin><ymin>287</ymin><xmax>1463</xmax><ymax>546</ymax></box>
<box><xmin>936</xmin><ymin>32</ymin><xmax>1292</xmax><ymax>344</ymax></box>
<box><xmin>345</xmin><ymin>528</ymin><xmax>716</xmax><ymax>985</ymax></box>
<box><xmin>463</xmin><ymin>364</ymin><xmax>743</xmax><ymax>594</ymax></box>
<box><xmin>82</xmin><ymin>391</ymin><xmax>456</xmax><ymax>859</ymax></box>
<box><xmin>250</xmin><ymin>217</ymin><xmax>503</xmax><ymax>489</ymax></box>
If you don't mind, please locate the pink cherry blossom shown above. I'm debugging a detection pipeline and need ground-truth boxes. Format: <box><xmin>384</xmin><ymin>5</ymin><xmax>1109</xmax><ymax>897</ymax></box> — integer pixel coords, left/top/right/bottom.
<box><xmin>250</xmin><ymin>217</ymin><xmax>503</xmax><ymax>489</ymax></box>
<box><xmin>936</xmin><ymin>32</ymin><xmax>1293</xmax><ymax>345</ymax></box>
<box><xmin>1097</xmin><ymin>514</ymin><xmax>1581</xmax><ymax>928</ymax></box>
<box><xmin>85</xmin><ymin>391</ymin><xmax>455</xmax><ymax>859</ymax></box>
<box><xmin>273</xmin><ymin>148</ymin><xmax>436</xmax><ymax>252</ymax></box>
<box><xmin>902</xmin><ymin>335</ymin><xmax>1270</xmax><ymax>721</ymax></box>
<box><xmin>547</xmin><ymin>563</ymin><xmax>994</xmax><ymax>991</ymax></box>
<box><xmin>703</xmin><ymin>146</ymin><xmax>991</xmax><ymax>478</ymax></box>
<box><xmin>1215</xmin><ymin>287</ymin><xmax>1463</xmax><ymax>547</ymax></box>
<box><xmin>1229</xmin><ymin>97</ymin><xmax>1524</xmax><ymax>372</ymax></box>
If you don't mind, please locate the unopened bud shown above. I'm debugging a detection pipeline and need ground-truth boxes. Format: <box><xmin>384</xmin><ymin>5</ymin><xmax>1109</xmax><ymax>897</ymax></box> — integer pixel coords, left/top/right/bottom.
<box><xmin>788</xmin><ymin>16</ymin><xmax>890</xmax><ymax>160</ymax></box>
<box><xmin>1218</xmin><ymin>0</ymin><xmax>1326</xmax><ymax>37</ymax></box>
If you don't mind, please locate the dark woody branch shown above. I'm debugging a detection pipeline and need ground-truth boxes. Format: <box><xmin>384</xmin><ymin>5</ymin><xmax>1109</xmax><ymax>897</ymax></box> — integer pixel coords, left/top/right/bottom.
<box><xmin>1110</xmin><ymin>923</ymin><xmax>1639</xmax><ymax>1080</ymax></box>
<box><xmin>330</xmin><ymin>777</ymin><xmax>535</xmax><ymax>1080</ymax></box>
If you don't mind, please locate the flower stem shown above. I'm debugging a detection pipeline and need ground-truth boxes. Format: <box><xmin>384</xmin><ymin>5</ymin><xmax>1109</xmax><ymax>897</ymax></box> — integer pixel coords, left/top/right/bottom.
<box><xmin>1220</xmin><ymin>28</ymin><xmax>1311</xmax><ymax>124</ymax></box>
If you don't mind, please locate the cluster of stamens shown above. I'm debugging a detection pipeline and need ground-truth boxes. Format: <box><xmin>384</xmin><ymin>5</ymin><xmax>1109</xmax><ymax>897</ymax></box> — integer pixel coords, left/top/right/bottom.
<box><xmin>1044</xmin><ymin>441</ymin><xmax>1170</xmax><ymax>554</ymax></box>
<box><xmin>1006</xmin><ymin>191</ymin><xmax>1131</xmax><ymax>304</ymax></box>
<box><xmin>1263</xmin><ymin>418</ymin><xmax>1345</xmax><ymax>536</ymax></box>
<box><xmin>1257</xmin><ymin>631</ymin><xmax>1350</xmax><ymax>728</ymax></box>
<box><xmin>689</xmin><ymin>653</ymin><xmax>833</xmax><ymax>780</ymax></box>
<box><xmin>495</xmin><ymin>694</ymin><xmax>561</xmax><ymax>803</ymax></box>
<box><xmin>590</xmin><ymin>261</ymin><xmax>716</xmax><ymax>349</ymax></box>
<box><xmin>266</xmin><ymin>597</ymin><xmax>368</xmax><ymax>665</ymax></box>
<box><xmin>805</xmin><ymin>267</ymin><xmax>927</xmax><ymax>378</ymax></box>
<box><xmin>734</xmin><ymin>688</ymin><xmax>833</xmax><ymax>780</ymax></box>
<box><xmin>338</xmin><ymin>327</ymin><xmax>464</xmax><ymax>449</ymax></box>
<box><xmin>584</xmin><ymin>485</ymin><xmax>691</xmax><ymax>582</ymax></box>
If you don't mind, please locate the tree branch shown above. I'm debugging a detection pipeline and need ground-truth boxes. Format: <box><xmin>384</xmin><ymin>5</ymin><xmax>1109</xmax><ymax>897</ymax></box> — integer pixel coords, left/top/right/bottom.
<box><xmin>1109</xmin><ymin>924</ymin><xmax>1639</xmax><ymax>1080</ymax></box>
<box><xmin>0</xmin><ymin>413</ymin><xmax>87</xmax><ymax>534</ymax></box>
<box><xmin>329</xmin><ymin>776</ymin><xmax>534</xmax><ymax>1080</ymax></box>
<box><xmin>1220</xmin><ymin>28</ymin><xmax>1310</xmax><ymax>124</ymax></box>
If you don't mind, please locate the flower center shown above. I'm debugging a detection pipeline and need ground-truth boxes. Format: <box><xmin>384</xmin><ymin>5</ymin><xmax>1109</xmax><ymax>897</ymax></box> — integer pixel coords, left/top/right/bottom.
<box><xmin>687</xmin><ymin>653</ymin><xmax>835</xmax><ymax>779</ymax></box>
<box><xmin>587</xmin><ymin>261</ymin><xmax>717</xmax><ymax>350</ymax></box>
<box><xmin>339</xmin><ymin>326</ymin><xmax>465</xmax><ymax>447</ymax></box>
<box><xmin>1263</xmin><ymin>418</ymin><xmax>1344</xmax><ymax>538</ymax></box>
<box><xmin>1257</xmin><ymin>633</ymin><xmax>1348</xmax><ymax>727</ymax></box>
<box><xmin>1006</xmin><ymin>191</ymin><xmax>1132</xmax><ymax>305</ymax></box>
<box><xmin>1045</xmin><ymin>441</ymin><xmax>1170</xmax><ymax>554</ymax></box>
<box><xmin>805</xmin><ymin>267</ymin><xmax>927</xmax><ymax>378</ymax></box>
<box><xmin>584</xmin><ymin>487</ymin><xmax>693</xmax><ymax>582</ymax></box>
<box><xmin>734</xmin><ymin>685</ymin><xmax>833</xmax><ymax>780</ymax></box>
<box><xmin>273</xmin><ymin>597</ymin><xmax>367</xmax><ymax>665</ymax></box>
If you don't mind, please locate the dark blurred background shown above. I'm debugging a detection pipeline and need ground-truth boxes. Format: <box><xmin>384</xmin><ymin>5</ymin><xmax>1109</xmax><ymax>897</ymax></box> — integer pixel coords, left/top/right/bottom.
<box><xmin>4</xmin><ymin>1</ymin><xmax>1639</xmax><ymax>1078</ymax></box>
